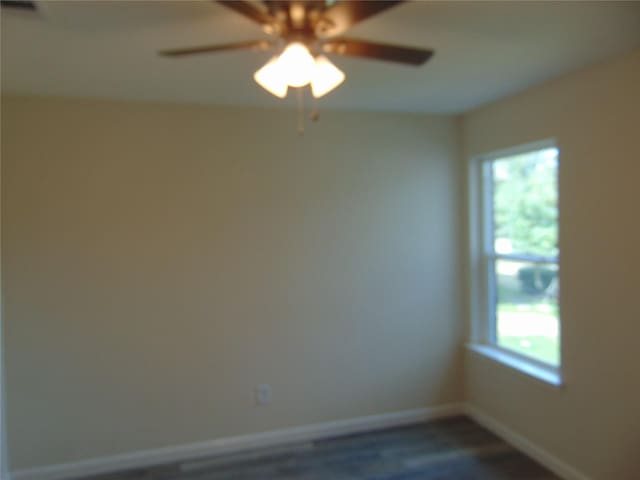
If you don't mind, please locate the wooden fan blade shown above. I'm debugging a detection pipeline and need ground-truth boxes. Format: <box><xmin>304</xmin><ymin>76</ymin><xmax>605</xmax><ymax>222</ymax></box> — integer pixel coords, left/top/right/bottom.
<box><xmin>217</xmin><ymin>0</ymin><xmax>275</xmax><ymax>25</ymax></box>
<box><xmin>319</xmin><ymin>1</ymin><xmax>404</xmax><ymax>36</ymax></box>
<box><xmin>0</xmin><ymin>0</ymin><xmax>36</xmax><ymax>10</ymax></box>
<box><xmin>322</xmin><ymin>38</ymin><xmax>433</xmax><ymax>66</ymax></box>
<box><xmin>159</xmin><ymin>40</ymin><xmax>272</xmax><ymax>57</ymax></box>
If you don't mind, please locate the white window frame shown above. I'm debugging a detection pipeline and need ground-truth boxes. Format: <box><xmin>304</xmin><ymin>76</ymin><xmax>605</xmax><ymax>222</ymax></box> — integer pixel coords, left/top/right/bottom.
<box><xmin>468</xmin><ymin>139</ymin><xmax>563</xmax><ymax>387</ymax></box>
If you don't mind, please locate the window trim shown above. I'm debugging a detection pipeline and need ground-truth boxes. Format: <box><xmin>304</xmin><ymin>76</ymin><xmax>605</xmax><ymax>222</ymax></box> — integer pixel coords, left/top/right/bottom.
<box><xmin>468</xmin><ymin>138</ymin><xmax>563</xmax><ymax>386</ymax></box>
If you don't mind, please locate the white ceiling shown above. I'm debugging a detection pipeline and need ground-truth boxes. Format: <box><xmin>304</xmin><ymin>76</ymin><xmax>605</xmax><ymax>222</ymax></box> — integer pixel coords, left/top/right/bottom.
<box><xmin>2</xmin><ymin>0</ymin><xmax>640</xmax><ymax>113</ymax></box>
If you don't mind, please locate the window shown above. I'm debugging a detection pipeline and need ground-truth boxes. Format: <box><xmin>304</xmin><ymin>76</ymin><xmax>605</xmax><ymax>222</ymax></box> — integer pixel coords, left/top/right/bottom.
<box><xmin>471</xmin><ymin>141</ymin><xmax>560</xmax><ymax>381</ymax></box>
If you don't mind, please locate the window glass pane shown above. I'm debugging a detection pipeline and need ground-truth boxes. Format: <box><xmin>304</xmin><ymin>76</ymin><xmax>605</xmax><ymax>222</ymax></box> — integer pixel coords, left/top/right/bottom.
<box><xmin>492</xmin><ymin>148</ymin><xmax>558</xmax><ymax>258</ymax></box>
<box><xmin>495</xmin><ymin>259</ymin><xmax>560</xmax><ymax>366</ymax></box>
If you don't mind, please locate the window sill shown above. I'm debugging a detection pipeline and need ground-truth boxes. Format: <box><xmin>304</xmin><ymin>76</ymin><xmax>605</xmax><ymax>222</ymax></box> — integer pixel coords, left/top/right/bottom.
<box><xmin>467</xmin><ymin>343</ymin><xmax>563</xmax><ymax>388</ymax></box>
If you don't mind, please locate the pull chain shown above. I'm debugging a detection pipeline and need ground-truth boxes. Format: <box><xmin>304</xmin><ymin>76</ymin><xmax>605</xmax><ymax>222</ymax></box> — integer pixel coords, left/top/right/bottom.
<box><xmin>296</xmin><ymin>87</ymin><xmax>304</xmax><ymax>136</ymax></box>
<box><xmin>310</xmin><ymin>95</ymin><xmax>320</xmax><ymax>122</ymax></box>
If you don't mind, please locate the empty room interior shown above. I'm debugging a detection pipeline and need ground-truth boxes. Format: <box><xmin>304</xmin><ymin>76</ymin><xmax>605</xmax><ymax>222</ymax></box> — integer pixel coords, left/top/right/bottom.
<box><xmin>1</xmin><ymin>1</ymin><xmax>640</xmax><ymax>479</ymax></box>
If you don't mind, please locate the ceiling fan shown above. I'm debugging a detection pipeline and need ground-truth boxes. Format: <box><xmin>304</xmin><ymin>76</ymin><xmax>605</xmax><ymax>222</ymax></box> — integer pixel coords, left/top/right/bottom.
<box><xmin>159</xmin><ymin>0</ymin><xmax>434</xmax><ymax>99</ymax></box>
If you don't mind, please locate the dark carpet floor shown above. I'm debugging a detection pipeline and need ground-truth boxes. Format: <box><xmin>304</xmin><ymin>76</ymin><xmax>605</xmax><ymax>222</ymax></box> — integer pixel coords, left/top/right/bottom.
<box><xmin>88</xmin><ymin>416</ymin><xmax>559</xmax><ymax>480</ymax></box>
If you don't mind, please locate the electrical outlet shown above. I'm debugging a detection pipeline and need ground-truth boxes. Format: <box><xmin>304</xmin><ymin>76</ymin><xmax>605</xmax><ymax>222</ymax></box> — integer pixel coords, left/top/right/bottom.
<box><xmin>255</xmin><ymin>384</ymin><xmax>272</xmax><ymax>406</ymax></box>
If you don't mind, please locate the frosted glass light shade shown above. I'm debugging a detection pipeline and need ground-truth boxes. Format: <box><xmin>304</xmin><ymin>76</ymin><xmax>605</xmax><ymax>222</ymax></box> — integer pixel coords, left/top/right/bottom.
<box><xmin>277</xmin><ymin>42</ymin><xmax>316</xmax><ymax>87</ymax></box>
<box><xmin>311</xmin><ymin>55</ymin><xmax>345</xmax><ymax>98</ymax></box>
<box><xmin>254</xmin><ymin>56</ymin><xmax>288</xmax><ymax>98</ymax></box>
<box><xmin>254</xmin><ymin>45</ymin><xmax>346</xmax><ymax>99</ymax></box>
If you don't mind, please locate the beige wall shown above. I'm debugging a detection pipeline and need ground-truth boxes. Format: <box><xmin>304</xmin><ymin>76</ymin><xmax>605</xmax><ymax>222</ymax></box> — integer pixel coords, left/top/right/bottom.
<box><xmin>1</xmin><ymin>97</ymin><xmax>464</xmax><ymax>469</ymax></box>
<box><xmin>462</xmin><ymin>49</ymin><xmax>640</xmax><ymax>479</ymax></box>
<box><xmin>1</xmin><ymin>107</ymin><xmax>5</xmax><ymax>476</ymax></box>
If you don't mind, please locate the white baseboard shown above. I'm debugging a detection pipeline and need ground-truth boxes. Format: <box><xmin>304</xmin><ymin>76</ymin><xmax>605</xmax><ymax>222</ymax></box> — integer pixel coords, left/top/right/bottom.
<box><xmin>12</xmin><ymin>403</ymin><xmax>464</xmax><ymax>480</ymax></box>
<box><xmin>464</xmin><ymin>404</ymin><xmax>590</xmax><ymax>480</ymax></box>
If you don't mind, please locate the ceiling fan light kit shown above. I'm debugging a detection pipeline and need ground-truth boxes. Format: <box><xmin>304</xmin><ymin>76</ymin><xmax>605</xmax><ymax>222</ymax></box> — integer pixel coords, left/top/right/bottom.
<box><xmin>254</xmin><ymin>42</ymin><xmax>345</xmax><ymax>99</ymax></box>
